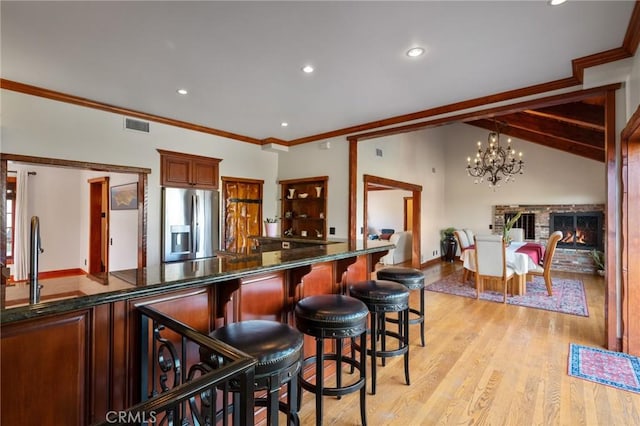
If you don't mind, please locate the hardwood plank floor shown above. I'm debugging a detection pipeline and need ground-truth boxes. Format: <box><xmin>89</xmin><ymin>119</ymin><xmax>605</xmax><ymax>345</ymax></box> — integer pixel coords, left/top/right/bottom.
<box><xmin>296</xmin><ymin>261</ymin><xmax>640</xmax><ymax>425</ymax></box>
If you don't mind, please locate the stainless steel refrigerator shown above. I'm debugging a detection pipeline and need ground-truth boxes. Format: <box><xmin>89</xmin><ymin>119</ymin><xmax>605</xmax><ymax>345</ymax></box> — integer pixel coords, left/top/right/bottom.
<box><xmin>162</xmin><ymin>187</ymin><xmax>219</xmax><ymax>262</ymax></box>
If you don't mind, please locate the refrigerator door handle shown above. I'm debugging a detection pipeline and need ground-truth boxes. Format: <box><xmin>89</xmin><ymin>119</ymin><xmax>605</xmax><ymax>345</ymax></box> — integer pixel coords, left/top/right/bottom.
<box><xmin>191</xmin><ymin>194</ymin><xmax>197</xmax><ymax>254</ymax></box>
<box><xmin>193</xmin><ymin>194</ymin><xmax>200</xmax><ymax>254</ymax></box>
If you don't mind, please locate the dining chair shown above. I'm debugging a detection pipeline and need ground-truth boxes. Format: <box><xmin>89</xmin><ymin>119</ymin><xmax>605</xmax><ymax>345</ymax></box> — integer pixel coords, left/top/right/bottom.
<box><xmin>508</xmin><ymin>228</ymin><xmax>525</xmax><ymax>242</ymax></box>
<box><xmin>528</xmin><ymin>231</ymin><xmax>563</xmax><ymax>296</ymax></box>
<box><xmin>454</xmin><ymin>229</ymin><xmax>475</xmax><ymax>281</ymax></box>
<box><xmin>473</xmin><ymin>235</ymin><xmax>514</xmax><ymax>303</ymax></box>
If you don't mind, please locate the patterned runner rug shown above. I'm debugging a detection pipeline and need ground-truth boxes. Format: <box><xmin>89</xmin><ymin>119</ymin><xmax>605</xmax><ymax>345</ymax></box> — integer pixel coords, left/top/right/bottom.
<box><xmin>425</xmin><ymin>269</ymin><xmax>588</xmax><ymax>316</ymax></box>
<box><xmin>568</xmin><ymin>343</ymin><xmax>640</xmax><ymax>393</ymax></box>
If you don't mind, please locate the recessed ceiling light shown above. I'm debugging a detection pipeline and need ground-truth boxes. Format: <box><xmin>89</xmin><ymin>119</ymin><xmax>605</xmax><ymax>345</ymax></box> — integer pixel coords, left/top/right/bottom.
<box><xmin>301</xmin><ymin>65</ymin><xmax>314</xmax><ymax>73</ymax></box>
<box><xmin>281</xmin><ymin>122</ymin><xmax>289</xmax><ymax>127</ymax></box>
<box><xmin>549</xmin><ymin>0</ymin><xmax>567</xmax><ymax>5</ymax></box>
<box><xmin>176</xmin><ymin>88</ymin><xmax>188</xmax><ymax>95</ymax></box>
<box><xmin>406</xmin><ymin>47</ymin><xmax>425</xmax><ymax>58</ymax></box>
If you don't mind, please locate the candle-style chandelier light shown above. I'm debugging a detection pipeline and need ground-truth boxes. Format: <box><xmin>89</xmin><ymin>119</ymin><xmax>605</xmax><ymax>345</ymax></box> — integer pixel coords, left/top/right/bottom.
<box><xmin>466</xmin><ymin>122</ymin><xmax>524</xmax><ymax>187</ymax></box>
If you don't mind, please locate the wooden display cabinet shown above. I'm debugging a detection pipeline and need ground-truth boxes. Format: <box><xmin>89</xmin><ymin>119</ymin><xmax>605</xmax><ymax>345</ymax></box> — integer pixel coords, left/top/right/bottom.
<box><xmin>280</xmin><ymin>176</ymin><xmax>328</xmax><ymax>240</ymax></box>
<box><xmin>158</xmin><ymin>149</ymin><xmax>221</xmax><ymax>190</ymax></box>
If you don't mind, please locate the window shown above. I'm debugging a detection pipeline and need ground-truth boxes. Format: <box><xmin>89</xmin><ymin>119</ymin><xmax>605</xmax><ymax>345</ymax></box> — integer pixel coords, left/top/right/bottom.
<box><xmin>505</xmin><ymin>212</ymin><xmax>535</xmax><ymax>240</ymax></box>
<box><xmin>6</xmin><ymin>177</ymin><xmax>16</xmax><ymax>261</ymax></box>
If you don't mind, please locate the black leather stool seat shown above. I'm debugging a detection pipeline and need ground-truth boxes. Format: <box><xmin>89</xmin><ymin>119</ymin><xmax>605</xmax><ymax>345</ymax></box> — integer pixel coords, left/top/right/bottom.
<box><xmin>295</xmin><ymin>294</ymin><xmax>369</xmax><ymax>338</ymax></box>
<box><xmin>201</xmin><ymin>320</ymin><xmax>303</xmax><ymax>426</ymax></box>
<box><xmin>348</xmin><ymin>280</ymin><xmax>411</xmax><ymax>395</ymax></box>
<box><xmin>348</xmin><ymin>279</ymin><xmax>410</xmax><ymax>309</ymax></box>
<box><xmin>294</xmin><ymin>294</ymin><xmax>369</xmax><ymax>426</ymax></box>
<box><xmin>376</xmin><ymin>267</ymin><xmax>426</xmax><ymax>347</ymax></box>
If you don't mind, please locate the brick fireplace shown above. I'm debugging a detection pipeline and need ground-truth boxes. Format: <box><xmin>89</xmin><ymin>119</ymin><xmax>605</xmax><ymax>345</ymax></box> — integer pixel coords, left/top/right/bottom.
<box><xmin>494</xmin><ymin>204</ymin><xmax>605</xmax><ymax>273</ymax></box>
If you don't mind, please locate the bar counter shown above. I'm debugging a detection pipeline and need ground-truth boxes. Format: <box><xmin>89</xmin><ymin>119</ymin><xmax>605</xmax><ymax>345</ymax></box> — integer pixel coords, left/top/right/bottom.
<box><xmin>1</xmin><ymin>239</ymin><xmax>392</xmax><ymax>425</ymax></box>
<box><xmin>1</xmin><ymin>239</ymin><xmax>392</xmax><ymax>324</ymax></box>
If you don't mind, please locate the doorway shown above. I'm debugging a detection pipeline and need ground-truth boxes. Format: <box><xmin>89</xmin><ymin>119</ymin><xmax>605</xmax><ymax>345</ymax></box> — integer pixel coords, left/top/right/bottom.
<box><xmin>363</xmin><ymin>174</ymin><xmax>422</xmax><ymax>269</ymax></box>
<box><xmin>404</xmin><ymin>197</ymin><xmax>413</xmax><ymax>231</ymax></box>
<box><xmin>88</xmin><ymin>177</ymin><xmax>109</xmax><ymax>282</ymax></box>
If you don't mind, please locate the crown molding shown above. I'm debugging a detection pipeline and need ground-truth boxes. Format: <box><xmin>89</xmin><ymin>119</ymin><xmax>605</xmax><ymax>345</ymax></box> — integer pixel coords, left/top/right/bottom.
<box><xmin>0</xmin><ymin>79</ymin><xmax>263</xmax><ymax>146</ymax></box>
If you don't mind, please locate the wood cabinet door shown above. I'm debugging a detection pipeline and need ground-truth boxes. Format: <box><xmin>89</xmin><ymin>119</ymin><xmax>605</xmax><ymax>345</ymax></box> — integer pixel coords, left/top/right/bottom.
<box><xmin>191</xmin><ymin>157</ymin><xmax>219</xmax><ymax>189</ymax></box>
<box><xmin>158</xmin><ymin>149</ymin><xmax>221</xmax><ymax>189</ymax></box>
<box><xmin>1</xmin><ymin>310</ymin><xmax>91</xmax><ymax>426</ymax></box>
<box><xmin>161</xmin><ymin>153</ymin><xmax>191</xmax><ymax>187</ymax></box>
<box><xmin>222</xmin><ymin>178</ymin><xmax>263</xmax><ymax>252</ymax></box>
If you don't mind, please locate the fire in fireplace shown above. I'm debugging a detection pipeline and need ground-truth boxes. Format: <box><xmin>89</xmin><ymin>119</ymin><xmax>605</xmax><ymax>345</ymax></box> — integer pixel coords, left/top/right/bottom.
<box><xmin>550</xmin><ymin>212</ymin><xmax>603</xmax><ymax>250</ymax></box>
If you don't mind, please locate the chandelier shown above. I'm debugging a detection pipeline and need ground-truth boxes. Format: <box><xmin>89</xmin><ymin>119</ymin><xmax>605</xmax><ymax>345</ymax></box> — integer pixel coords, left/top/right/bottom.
<box><xmin>466</xmin><ymin>123</ymin><xmax>524</xmax><ymax>187</ymax></box>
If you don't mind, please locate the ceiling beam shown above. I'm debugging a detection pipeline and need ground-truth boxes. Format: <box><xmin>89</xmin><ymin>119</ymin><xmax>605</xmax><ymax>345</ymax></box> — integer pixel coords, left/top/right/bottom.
<box><xmin>490</xmin><ymin>111</ymin><xmax>604</xmax><ymax>150</ymax></box>
<box><xmin>523</xmin><ymin>102</ymin><xmax>605</xmax><ymax>131</ymax></box>
<box><xmin>468</xmin><ymin>119</ymin><xmax>605</xmax><ymax>162</ymax></box>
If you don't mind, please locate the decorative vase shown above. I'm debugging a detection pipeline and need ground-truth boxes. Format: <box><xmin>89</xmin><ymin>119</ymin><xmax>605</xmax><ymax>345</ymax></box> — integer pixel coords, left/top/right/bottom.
<box><xmin>264</xmin><ymin>222</ymin><xmax>278</xmax><ymax>238</ymax></box>
<box><xmin>442</xmin><ymin>235</ymin><xmax>457</xmax><ymax>262</ymax></box>
<box><xmin>315</xmin><ymin>186</ymin><xmax>322</xmax><ymax>198</ymax></box>
<box><xmin>287</xmin><ymin>188</ymin><xmax>296</xmax><ymax>199</ymax></box>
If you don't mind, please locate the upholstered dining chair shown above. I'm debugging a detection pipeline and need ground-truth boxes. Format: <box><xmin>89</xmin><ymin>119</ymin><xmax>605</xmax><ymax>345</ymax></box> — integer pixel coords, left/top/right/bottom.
<box><xmin>508</xmin><ymin>228</ymin><xmax>525</xmax><ymax>242</ymax></box>
<box><xmin>528</xmin><ymin>231</ymin><xmax>563</xmax><ymax>296</ymax></box>
<box><xmin>473</xmin><ymin>235</ymin><xmax>514</xmax><ymax>303</ymax></box>
<box><xmin>453</xmin><ymin>230</ymin><xmax>469</xmax><ymax>254</ymax></box>
<box><xmin>455</xmin><ymin>229</ymin><xmax>476</xmax><ymax>282</ymax></box>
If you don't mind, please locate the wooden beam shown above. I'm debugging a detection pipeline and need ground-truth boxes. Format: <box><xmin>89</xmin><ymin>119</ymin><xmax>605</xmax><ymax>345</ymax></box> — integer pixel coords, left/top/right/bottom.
<box><xmin>468</xmin><ymin>119</ymin><xmax>604</xmax><ymax>162</ymax></box>
<box><xmin>351</xmin><ymin>84</ymin><xmax>620</xmax><ymax>143</ymax></box>
<box><xmin>492</xmin><ymin>111</ymin><xmax>605</xmax><ymax>149</ymax></box>
<box><xmin>524</xmin><ymin>102</ymin><xmax>605</xmax><ymax>131</ymax></box>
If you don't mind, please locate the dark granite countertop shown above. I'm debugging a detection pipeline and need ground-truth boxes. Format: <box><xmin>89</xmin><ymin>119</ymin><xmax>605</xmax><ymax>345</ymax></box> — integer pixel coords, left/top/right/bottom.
<box><xmin>1</xmin><ymin>240</ymin><xmax>393</xmax><ymax>324</ymax></box>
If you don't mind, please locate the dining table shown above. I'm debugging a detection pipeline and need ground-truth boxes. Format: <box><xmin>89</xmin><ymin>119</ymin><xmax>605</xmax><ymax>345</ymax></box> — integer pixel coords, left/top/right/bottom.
<box><xmin>460</xmin><ymin>241</ymin><xmax>545</xmax><ymax>295</ymax></box>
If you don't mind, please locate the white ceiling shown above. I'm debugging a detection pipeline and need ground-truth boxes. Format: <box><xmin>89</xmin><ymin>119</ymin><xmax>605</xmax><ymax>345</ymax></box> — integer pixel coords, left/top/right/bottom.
<box><xmin>1</xmin><ymin>1</ymin><xmax>635</xmax><ymax>142</ymax></box>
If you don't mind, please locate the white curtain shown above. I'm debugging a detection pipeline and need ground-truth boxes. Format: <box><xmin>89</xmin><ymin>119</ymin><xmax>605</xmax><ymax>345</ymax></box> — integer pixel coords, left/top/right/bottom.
<box><xmin>13</xmin><ymin>170</ymin><xmax>29</xmax><ymax>280</ymax></box>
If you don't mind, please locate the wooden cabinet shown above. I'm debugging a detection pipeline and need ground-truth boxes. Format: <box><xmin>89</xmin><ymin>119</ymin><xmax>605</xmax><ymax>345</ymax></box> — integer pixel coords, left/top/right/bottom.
<box><xmin>158</xmin><ymin>149</ymin><xmax>221</xmax><ymax>189</ymax></box>
<box><xmin>280</xmin><ymin>176</ymin><xmax>328</xmax><ymax>240</ymax></box>
<box><xmin>1</xmin><ymin>310</ymin><xmax>92</xmax><ymax>425</ymax></box>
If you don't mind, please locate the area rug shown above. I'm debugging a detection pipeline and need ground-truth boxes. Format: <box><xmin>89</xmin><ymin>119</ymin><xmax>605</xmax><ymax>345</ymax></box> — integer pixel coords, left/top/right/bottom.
<box><xmin>568</xmin><ymin>343</ymin><xmax>640</xmax><ymax>393</ymax></box>
<box><xmin>425</xmin><ymin>270</ymin><xmax>589</xmax><ymax>317</ymax></box>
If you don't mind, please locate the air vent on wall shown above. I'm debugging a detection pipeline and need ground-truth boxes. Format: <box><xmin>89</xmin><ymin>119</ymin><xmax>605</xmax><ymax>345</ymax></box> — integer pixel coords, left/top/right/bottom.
<box><xmin>124</xmin><ymin>117</ymin><xmax>150</xmax><ymax>133</ymax></box>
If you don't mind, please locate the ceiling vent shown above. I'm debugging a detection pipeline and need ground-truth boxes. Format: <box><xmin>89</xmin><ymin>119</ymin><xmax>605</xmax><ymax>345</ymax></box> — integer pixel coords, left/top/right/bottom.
<box><xmin>124</xmin><ymin>117</ymin><xmax>150</xmax><ymax>133</ymax></box>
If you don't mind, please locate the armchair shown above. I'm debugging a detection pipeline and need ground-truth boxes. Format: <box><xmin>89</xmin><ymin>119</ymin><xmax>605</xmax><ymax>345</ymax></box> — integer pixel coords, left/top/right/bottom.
<box><xmin>379</xmin><ymin>231</ymin><xmax>412</xmax><ymax>265</ymax></box>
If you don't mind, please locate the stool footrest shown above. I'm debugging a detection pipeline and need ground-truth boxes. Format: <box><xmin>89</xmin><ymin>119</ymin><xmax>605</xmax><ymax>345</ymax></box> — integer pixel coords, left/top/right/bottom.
<box><xmin>299</xmin><ymin>354</ymin><xmax>365</xmax><ymax>397</ymax></box>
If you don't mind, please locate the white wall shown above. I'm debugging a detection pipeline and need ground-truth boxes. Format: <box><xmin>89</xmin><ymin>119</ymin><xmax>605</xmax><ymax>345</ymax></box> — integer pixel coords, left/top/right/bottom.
<box><xmin>2</xmin><ymin>90</ymin><xmax>280</xmax><ymax>267</ymax></box>
<box><xmin>358</xmin><ymin>127</ymin><xmax>448</xmax><ymax>262</ymax></box>
<box><xmin>367</xmin><ymin>190</ymin><xmax>411</xmax><ymax>236</ymax></box>
<box><xmin>10</xmin><ymin>163</ymin><xmax>140</xmax><ymax>272</ymax></box>
<box><xmin>443</xmin><ymin>122</ymin><xmax>606</xmax><ymax>234</ymax></box>
<box><xmin>277</xmin><ymin>138</ymin><xmax>350</xmax><ymax>238</ymax></box>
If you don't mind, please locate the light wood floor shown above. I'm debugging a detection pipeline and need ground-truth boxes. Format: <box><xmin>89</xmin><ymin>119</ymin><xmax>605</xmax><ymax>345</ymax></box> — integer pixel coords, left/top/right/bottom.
<box><xmin>297</xmin><ymin>261</ymin><xmax>640</xmax><ymax>425</ymax></box>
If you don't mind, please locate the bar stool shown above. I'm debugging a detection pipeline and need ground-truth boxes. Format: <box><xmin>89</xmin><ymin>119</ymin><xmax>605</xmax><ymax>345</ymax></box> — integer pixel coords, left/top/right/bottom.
<box><xmin>200</xmin><ymin>320</ymin><xmax>303</xmax><ymax>426</ymax></box>
<box><xmin>348</xmin><ymin>279</ymin><xmax>410</xmax><ymax>395</ymax></box>
<box><xmin>376</xmin><ymin>267</ymin><xmax>426</xmax><ymax>347</ymax></box>
<box><xmin>294</xmin><ymin>294</ymin><xmax>369</xmax><ymax>426</ymax></box>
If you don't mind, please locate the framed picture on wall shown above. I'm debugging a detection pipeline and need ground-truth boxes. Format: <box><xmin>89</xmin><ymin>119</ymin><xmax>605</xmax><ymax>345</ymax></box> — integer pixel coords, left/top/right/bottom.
<box><xmin>110</xmin><ymin>182</ymin><xmax>138</xmax><ymax>210</ymax></box>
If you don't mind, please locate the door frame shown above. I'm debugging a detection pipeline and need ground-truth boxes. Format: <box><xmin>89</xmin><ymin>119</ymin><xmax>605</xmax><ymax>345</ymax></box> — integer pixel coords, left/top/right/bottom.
<box><xmin>363</xmin><ymin>174</ymin><xmax>422</xmax><ymax>269</ymax></box>
<box><xmin>621</xmin><ymin>105</ymin><xmax>640</xmax><ymax>355</ymax></box>
<box><xmin>88</xmin><ymin>177</ymin><xmax>109</xmax><ymax>279</ymax></box>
